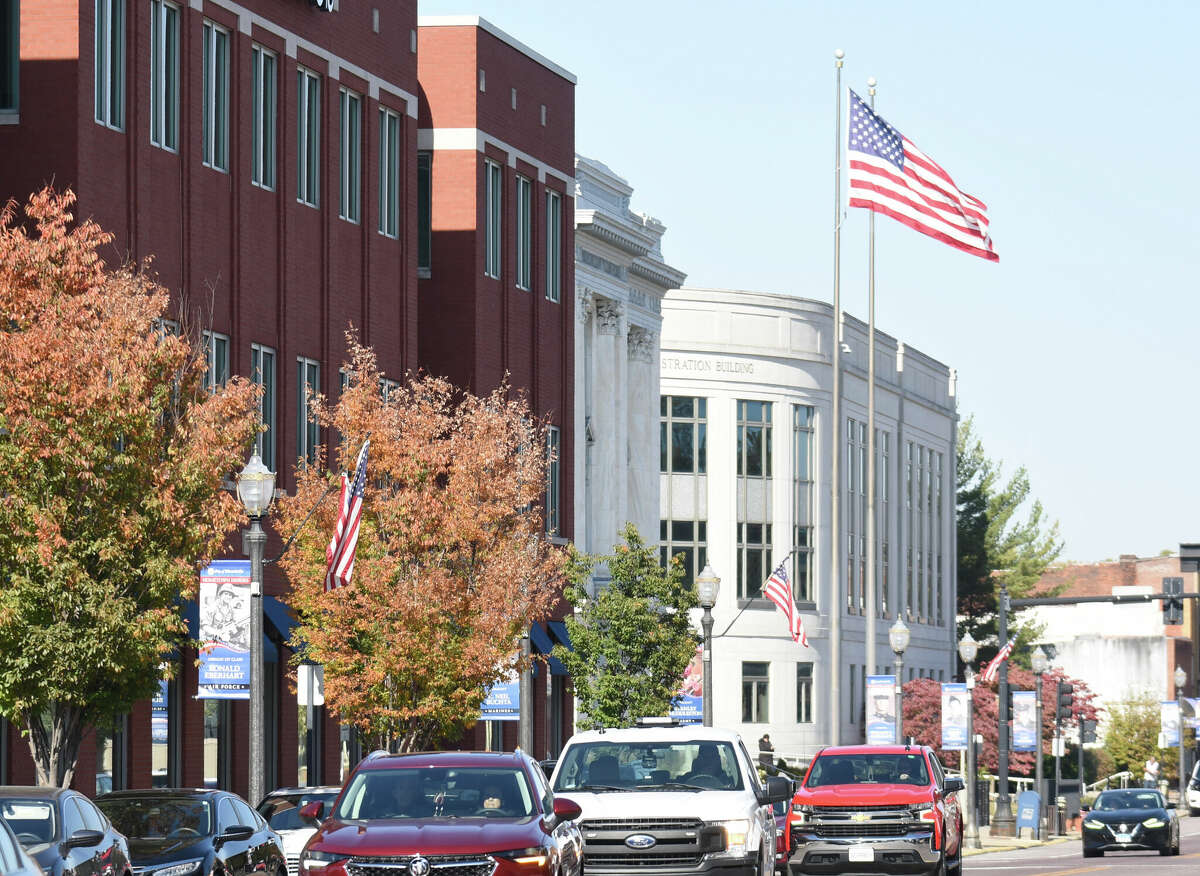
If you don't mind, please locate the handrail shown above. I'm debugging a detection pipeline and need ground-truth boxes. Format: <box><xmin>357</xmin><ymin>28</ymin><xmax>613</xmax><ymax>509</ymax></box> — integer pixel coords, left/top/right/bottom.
<box><xmin>1086</xmin><ymin>771</ymin><xmax>1133</xmax><ymax>793</ymax></box>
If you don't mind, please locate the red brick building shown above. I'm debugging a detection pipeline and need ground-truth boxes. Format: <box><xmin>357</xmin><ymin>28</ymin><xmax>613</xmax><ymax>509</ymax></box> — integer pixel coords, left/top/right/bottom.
<box><xmin>417</xmin><ymin>17</ymin><xmax>576</xmax><ymax>758</ymax></box>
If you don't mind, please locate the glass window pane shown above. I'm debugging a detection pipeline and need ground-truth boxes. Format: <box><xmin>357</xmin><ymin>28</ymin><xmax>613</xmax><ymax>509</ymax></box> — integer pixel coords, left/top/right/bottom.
<box><xmin>744</xmin><ymin>426</ymin><xmax>763</xmax><ymax>476</ymax></box>
<box><xmin>746</xmin><ymin>550</ymin><xmax>763</xmax><ymax>598</ymax></box>
<box><xmin>671</xmin><ymin>397</ymin><xmax>693</xmax><ymax>418</ymax></box>
<box><xmin>671</xmin><ymin>520</ymin><xmax>693</xmax><ymax>542</ymax></box>
<box><xmin>671</xmin><ymin>423</ymin><xmax>694</xmax><ymax>473</ymax></box>
<box><xmin>659</xmin><ymin>422</ymin><xmax>668</xmax><ymax>472</ymax></box>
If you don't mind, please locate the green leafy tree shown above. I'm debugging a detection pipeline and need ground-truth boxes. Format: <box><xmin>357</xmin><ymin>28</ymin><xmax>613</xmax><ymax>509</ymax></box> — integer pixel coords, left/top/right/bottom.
<box><xmin>1104</xmin><ymin>693</ymin><xmax>1184</xmax><ymax>783</ymax></box>
<box><xmin>554</xmin><ymin>525</ymin><xmax>699</xmax><ymax>728</ymax></box>
<box><xmin>0</xmin><ymin>189</ymin><xmax>260</xmax><ymax>786</ymax></box>
<box><xmin>957</xmin><ymin>416</ymin><xmax>1064</xmax><ymax>667</ymax></box>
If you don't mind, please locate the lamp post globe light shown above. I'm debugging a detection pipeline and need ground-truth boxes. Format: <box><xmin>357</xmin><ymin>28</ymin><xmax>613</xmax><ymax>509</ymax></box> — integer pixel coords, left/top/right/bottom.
<box><xmin>889</xmin><ymin>618</ymin><xmax>910</xmax><ymax>742</ymax></box>
<box><xmin>695</xmin><ymin>564</ymin><xmax>720</xmax><ymax>728</ymax></box>
<box><xmin>1031</xmin><ymin>646</ymin><xmax>1049</xmax><ymax>839</ymax></box>
<box><xmin>1176</xmin><ymin>666</ymin><xmax>1187</xmax><ymax>812</ymax></box>
<box><xmin>237</xmin><ymin>453</ymin><xmax>275</xmax><ymax>808</ymax></box>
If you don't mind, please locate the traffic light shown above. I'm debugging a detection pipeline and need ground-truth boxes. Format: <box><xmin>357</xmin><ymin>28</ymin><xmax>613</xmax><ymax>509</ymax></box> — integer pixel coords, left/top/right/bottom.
<box><xmin>1081</xmin><ymin>719</ymin><xmax>1098</xmax><ymax>743</ymax></box>
<box><xmin>1057</xmin><ymin>681</ymin><xmax>1074</xmax><ymax>723</ymax></box>
<box><xmin>1163</xmin><ymin>576</ymin><xmax>1184</xmax><ymax>626</ymax></box>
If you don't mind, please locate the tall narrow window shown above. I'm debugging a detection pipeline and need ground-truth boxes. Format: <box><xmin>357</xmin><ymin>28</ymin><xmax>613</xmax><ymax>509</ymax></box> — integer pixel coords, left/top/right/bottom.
<box><xmin>484</xmin><ymin>159</ymin><xmax>502</xmax><ymax>278</ymax></box>
<box><xmin>297</xmin><ymin>357</ymin><xmax>320</xmax><ymax>466</ymax></box>
<box><xmin>201</xmin><ymin>21</ymin><xmax>229</xmax><ymax>171</ymax></box>
<box><xmin>378</xmin><ymin>108</ymin><xmax>400</xmax><ymax>237</ymax></box>
<box><xmin>515</xmin><ymin>175</ymin><xmax>532</xmax><ymax>290</ymax></box>
<box><xmin>742</xmin><ymin>662</ymin><xmax>769</xmax><ymax>723</ymax></box>
<box><xmin>339</xmin><ymin>89</ymin><xmax>361</xmax><ymax>223</ymax></box>
<box><xmin>935</xmin><ymin>451</ymin><xmax>944</xmax><ymax>626</ymax></box>
<box><xmin>251</xmin><ymin>45</ymin><xmax>276</xmax><ymax>189</ymax></box>
<box><xmin>736</xmin><ymin>400</ymin><xmax>773</xmax><ymax>600</ymax></box>
<box><xmin>251</xmin><ymin>344</ymin><xmax>276</xmax><ymax>472</ymax></box>
<box><xmin>737</xmin><ymin>522</ymin><xmax>772</xmax><ymax>599</ymax></box>
<box><xmin>792</xmin><ymin>405</ymin><xmax>815</xmax><ymax>603</ymax></box>
<box><xmin>94</xmin><ymin>0</ymin><xmax>125</xmax><ymax>129</ymax></box>
<box><xmin>905</xmin><ymin>441</ymin><xmax>914</xmax><ymax>620</ymax></box>
<box><xmin>737</xmin><ymin>400</ymin><xmax>772</xmax><ymax>477</ymax></box>
<box><xmin>877</xmin><ymin>430</ymin><xmax>890</xmax><ymax>618</ymax></box>
<box><xmin>201</xmin><ymin>331</ymin><xmax>229</xmax><ymax>390</ymax></box>
<box><xmin>417</xmin><ymin>151</ymin><xmax>432</xmax><ymax>271</ymax></box>
<box><xmin>659</xmin><ymin>520</ymin><xmax>706</xmax><ymax>585</ymax></box>
<box><xmin>545</xmin><ymin>190</ymin><xmax>561</xmax><ymax>302</ymax></box>
<box><xmin>796</xmin><ymin>663</ymin><xmax>814</xmax><ymax>723</ymax></box>
<box><xmin>545</xmin><ymin>426</ymin><xmax>560</xmax><ymax>536</ymax></box>
<box><xmin>1</xmin><ymin>0</ymin><xmax>19</xmax><ymax>113</ymax></box>
<box><xmin>297</xmin><ymin>68</ymin><xmax>320</xmax><ymax>206</ymax></box>
<box><xmin>149</xmin><ymin>0</ymin><xmax>179</xmax><ymax>151</ymax></box>
<box><xmin>660</xmin><ymin>396</ymin><xmax>707</xmax><ymax>474</ymax></box>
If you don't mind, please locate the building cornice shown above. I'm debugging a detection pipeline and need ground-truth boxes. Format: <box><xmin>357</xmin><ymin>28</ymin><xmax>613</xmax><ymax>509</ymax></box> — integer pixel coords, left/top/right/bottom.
<box><xmin>630</xmin><ymin>257</ymin><xmax>687</xmax><ymax>291</ymax></box>
<box><xmin>575</xmin><ymin>210</ymin><xmax>653</xmax><ymax>257</ymax></box>
<box><xmin>418</xmin><ymin>15</ymin><xmax>577</xmax><ymax>84</ymax></box>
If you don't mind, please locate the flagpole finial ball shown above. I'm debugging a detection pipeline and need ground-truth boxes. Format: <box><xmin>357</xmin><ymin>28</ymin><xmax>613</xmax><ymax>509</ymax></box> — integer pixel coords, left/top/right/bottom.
<box><xmin>834</xmin><ymin>48</ymin><xmax>844</xmax><ymax>59</ymax></box>
<box><xmin>867</xmin><ymin>77</ymin><xmax>877</xmax><ymax>88</ymax></box>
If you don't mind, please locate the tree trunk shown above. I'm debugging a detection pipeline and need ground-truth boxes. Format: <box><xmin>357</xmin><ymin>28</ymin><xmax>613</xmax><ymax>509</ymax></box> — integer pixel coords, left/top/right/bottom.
<box><xmin>24</xmin><ymin>701</ymin><xmax>86</xmax><ymax>788</ymax></box>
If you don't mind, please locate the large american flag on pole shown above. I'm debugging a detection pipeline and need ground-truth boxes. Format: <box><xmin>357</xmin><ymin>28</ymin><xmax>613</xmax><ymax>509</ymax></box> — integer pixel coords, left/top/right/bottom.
<box><xmin>981</xmin><ymin>637</ymin><xmax>1015</xmax><ymax>684</ymax></box>
<box><xmin>763</xmin><ymin>560</ymin><xmax>809</xmax><ymax>648</ymax></box>
<box><xmin>324</xmin><ymin>438</ymin><xmax>369</xmax><ymax>592</ymax></box>
<box><xmin>847</xmin><ymin>89</ymin><xmax>998</xmax><ymax>262</ymax></box>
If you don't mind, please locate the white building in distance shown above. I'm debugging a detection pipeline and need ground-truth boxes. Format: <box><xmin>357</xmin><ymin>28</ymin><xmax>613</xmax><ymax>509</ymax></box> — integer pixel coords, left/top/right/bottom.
<box><xmin>659</xmin><ymin>287</ymin><xmax>959</xmax><ymax>756</ymax></box>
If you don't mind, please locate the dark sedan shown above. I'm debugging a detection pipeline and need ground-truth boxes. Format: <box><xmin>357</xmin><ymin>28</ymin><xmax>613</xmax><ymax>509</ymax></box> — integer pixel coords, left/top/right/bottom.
<box><xmin>96</xmin><ymin>790</ymin><xmax>285</xmax><ymax>876</ymax></box>
<box><xmin>0</xmin><ymin>786</ymin><xmax>130</xmax><ymax>876</ymax></box>
<box><xmin>0</xmin><ymin>813</ymin><xmax>44</xmax><ymax>876</ymax></box>
<box><xmin>1081</xmin><ymin>788</ymin><xmax>1180</xmax><ymax>857</ymax></box>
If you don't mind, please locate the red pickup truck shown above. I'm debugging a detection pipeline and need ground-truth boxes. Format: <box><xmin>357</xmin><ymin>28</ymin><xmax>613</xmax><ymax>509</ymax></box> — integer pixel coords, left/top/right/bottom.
<box><xmin>787</xmin><ymin>745</ymin><xmax>963</xmax><ymax>876</ymax></box>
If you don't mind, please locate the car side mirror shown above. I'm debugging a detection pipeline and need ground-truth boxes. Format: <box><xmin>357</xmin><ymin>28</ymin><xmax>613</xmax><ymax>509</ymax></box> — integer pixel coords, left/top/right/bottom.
<box><xmin>64</xmin><ymin>829</ymin><xmax>105</xmax><ymax>850</ymax></box>
<box><xmin>761</xmin><ymin>776</ymin><xmax>792</xmax><ymax>804</ymax></box>
<box><xmin>943</xmin><ymin>777</ymin><xmax>965</xmax><ymax>794</ymax></box>
<box><xmin>215</xmin><ymin>825</ymin><xmax>255</xmax><ymax>848</ymax></box>
<box><xmin>552</xmin><ymin>797</ymin><xmax>582</xmax><ymax>822</ymax></box>
<box><xmin>299</xmin><ymin>801</ymin><xmax>324</xmax><ymax>823</ymax></box>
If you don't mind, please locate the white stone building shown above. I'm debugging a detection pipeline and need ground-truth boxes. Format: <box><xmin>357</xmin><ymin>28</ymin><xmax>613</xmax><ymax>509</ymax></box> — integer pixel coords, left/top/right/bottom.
<box><xmin>659</xmin><ymin>288</ymin><xmax>959</xmax><ymax>756</ymax></box>
<box><xmin>573</xmin><ymin>156</ymin><xmax>686</xmax><ymax>579</ymax></box>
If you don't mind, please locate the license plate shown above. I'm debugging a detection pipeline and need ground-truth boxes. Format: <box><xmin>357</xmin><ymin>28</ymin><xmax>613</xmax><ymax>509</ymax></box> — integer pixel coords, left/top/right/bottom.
<box><xmin>1116</xmin><ymin>833</ymin><xmax>1132</xmax><ymax>844</ymax></box>
<box><xmin>848</xmin><ymin>846</ymin><xmax>874</xmax><ymax>862</ymax></box>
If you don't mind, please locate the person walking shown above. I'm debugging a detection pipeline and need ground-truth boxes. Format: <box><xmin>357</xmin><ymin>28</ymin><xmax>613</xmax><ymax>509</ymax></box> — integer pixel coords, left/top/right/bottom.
<box><xmin>758</xmin><ymin>733</ymin><xmax>775</xmax><ymax>769</ymax></box>
<box><xmin>1144</xmin><ymin>755</ymin><xmax>1160</xmax><ymax>789</ymax></box>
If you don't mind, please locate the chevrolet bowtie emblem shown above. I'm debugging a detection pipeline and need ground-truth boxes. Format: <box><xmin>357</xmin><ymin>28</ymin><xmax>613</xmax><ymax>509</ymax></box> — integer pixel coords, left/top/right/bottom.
<box><xmin>851</xmin><ymin>813</ymin><xmax>870</xmax><ymax>822</ymax></box>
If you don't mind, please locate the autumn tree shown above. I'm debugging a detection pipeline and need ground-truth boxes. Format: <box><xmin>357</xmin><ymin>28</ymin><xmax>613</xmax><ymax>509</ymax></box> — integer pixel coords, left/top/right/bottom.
<box><xmin>276</xmin><ymin>341</ymin><xmax>563</xmax><ymax>752</ymax></box>
<box><xmin>0</xmin><ymin>188</ymin><xmax>260</xmax><ymax>786</ymax></box>
<box><xmin>554</xmin><ymin>526</ymin><xmax>699</xmax><ymax>729</ymax></box>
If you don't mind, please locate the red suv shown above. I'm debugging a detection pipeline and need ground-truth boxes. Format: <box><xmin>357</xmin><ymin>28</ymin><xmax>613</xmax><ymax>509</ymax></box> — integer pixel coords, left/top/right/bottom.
<box><xmin>787</xmin><ymin>746</ymin><xmax>963</xmax><ymax>876</ymax></box>
<box><xmin>299</xmin><ymin>751</ymin><xmax>583</xmax><ymax>876</ymax></box>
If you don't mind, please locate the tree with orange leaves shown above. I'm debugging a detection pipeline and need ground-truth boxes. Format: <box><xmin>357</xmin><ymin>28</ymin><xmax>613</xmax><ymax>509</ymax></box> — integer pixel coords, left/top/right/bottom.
<box><xmin>0</xmin><ymin>188</ymin><xmax>260</xmax><ymax>786</ymax></box>
<box><xmin>275</xmin><ymin>340</ymin><xmax>564</xmax><ymax>752</ymax></box>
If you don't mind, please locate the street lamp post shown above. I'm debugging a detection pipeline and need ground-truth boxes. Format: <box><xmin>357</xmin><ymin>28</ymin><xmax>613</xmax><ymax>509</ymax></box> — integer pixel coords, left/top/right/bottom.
<box><xmin>992</xmin><ymin>580</ymin><xmax>1016</xmax><ymax>837</ymax></box>
<box><xmin>236</xmin><ymin>453</ymin><xmax>276</xmax><ymax>807</ymax></box>
<box><xmin>1032</xmin><ymin>646</ymin><xmax>1050</xmax><ymax>839</ymax></box>
<box><xmin>696</xmin><ymin>565</ymin><xmax>720</xmax><ymax>728</ymax></box>
<box><xmin>889</xmin><ymin>618</ymin><xmax>910</xmax><ymax>742</ymax></box>
<box><xmin>1176</xmin><ymin>666</ymin><xmax>1187</xmax><ymax>812</ymax></box>
<box><xmin>958</xmin><ymin>631</ymin><xmax>980</xmax><ymax>849</ymax></box>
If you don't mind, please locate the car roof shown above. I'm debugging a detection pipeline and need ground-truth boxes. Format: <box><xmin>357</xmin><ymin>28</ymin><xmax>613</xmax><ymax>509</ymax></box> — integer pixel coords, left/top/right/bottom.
<box><xmin>354</xmin><ymin>751</ymin><xmax>529</xmax><ymax>771</ymax></box>
<box><xmin>561</xmin><ymin>726</ymin><xmax>748</xmax><ymax>745</ymax></box>
<box><xmin>261</xmin><ymin>787</ymin><xmax>341</xmax><ymax>796</ymax></box>
<box><xmin>0</xmin><ymin>786</ymin><xmax>74</xmax><ymax>800</ymax></box>
<box><xmin>96</xmin><ymin>789</ymin><xmax>226</xmax><ymax>800</ymax></box>
<box><xmin>813</xmin><ymin>745</ymin><xmax>931</xmax><ymax>756</ymax></box>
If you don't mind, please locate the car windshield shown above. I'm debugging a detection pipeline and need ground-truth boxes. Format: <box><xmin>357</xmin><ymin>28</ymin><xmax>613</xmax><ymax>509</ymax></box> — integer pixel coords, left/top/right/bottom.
<box><xmin>258</xmin><ymin>792</ymin><xmax>338</xmax><ymax>831</ymax></box>
<box><xmin>805</xmin><ymin>754</ymin><xmax>930</xmax><ymax>788</ymax></box>
<box><xmin>97</xmin><ymin>797</ymin><xmax>213</xmax><ymax>839</ymax></box>
<box><xmin>1093</xmin><ymin>791</ymin><xmax>1163</xmax><ymax>811</ymax></box>
<box><xmin>552</xmin><ymin>741</ymin><xmax>745</xmax><ymax>792</ymax></box>
<box><xmin>335</xmin><ymin>767</ymin><xmax>535</xmax><ymax>820</ymax></box>
<box><xmin>0</xmin><ymin>799</ymin><xmax>57</xmax><ymax>847</ymax></box>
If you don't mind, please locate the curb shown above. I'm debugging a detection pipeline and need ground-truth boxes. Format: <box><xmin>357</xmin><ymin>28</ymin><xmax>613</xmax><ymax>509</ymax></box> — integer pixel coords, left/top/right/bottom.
<box><xmin>962</xmin><ymin>836</ymin><xmax>1072</xmax><ymax>857</ymax></box>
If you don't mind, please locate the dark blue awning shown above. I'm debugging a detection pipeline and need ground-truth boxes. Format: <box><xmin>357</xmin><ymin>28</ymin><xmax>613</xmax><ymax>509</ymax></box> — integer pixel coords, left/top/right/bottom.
<box><xmin>263</xmin><ymin>595</ymin><xmax>298</xmax><ymax>648</ymax></box>
<box><xmin>529</xmin><ymin>623</ymin><xmax>568</xmax><ymax>676</ymax></box>
<box><xmin>547</xmin><ymin>620</ymin><xmax>572</xmax><ymax>650</ymax></box>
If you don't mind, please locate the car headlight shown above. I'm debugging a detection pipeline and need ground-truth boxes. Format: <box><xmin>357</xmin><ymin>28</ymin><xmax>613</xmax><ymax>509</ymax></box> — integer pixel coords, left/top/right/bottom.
<box><xmin>790</xmin><ymin>804</ymin><xmax>811</xmax><ymax>825</ymax></box>
<box><xmin>720</xmin><ymin>820</ymin><xmax>750</xmax><ymax>855</ymax></box>
<box><xmin>300</xmin><ymin>851</ymin><xmax>350</xmax><ymax>875</ymax></box>
<box><xmin>493</xmin><ymin>848</ymin><xmax>549</xmax><ymax>867</ymax></box>
<box><xmin>1142</xmin><ymin>818</ymin><xmax>1165</xmax><ymax>828</ymax></box>
<box><xmin>1083</xmin><ymin>820</ymin><xmax>1104</xmax><ymax>830</ymax></box>
<box><xmin>911</xmin><ymin>803</ymin><xmax>936</xmax><ymax>823</ymax></box>
<box><xmin>152</xmin><ymin>861</ymin><xmax>204</xmax><ymax>876</ymax></box>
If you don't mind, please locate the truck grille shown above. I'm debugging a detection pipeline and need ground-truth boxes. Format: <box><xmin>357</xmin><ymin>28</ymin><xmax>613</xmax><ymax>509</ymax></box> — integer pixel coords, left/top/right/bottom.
<box><xmin>584</xmin><ymin>856</ymin><xmax>703</xmax><ymax>868</ymax></box>
<box><xmin>813</xmin><ymin>824</ymin><xmax>911</xmax><ymax>838</ymax></box>
<box><xmin>287</xmin><ymin>855</ymin><xmax>300</xmax><ymax>876</ymax></box>
<box><xmin>347</xmin><ymin>856</ymin><xmax>494</xmax><ymax>876</ymax></box>
<box><xmin>811</xmin><ymin>804</ymin><xmax>910</xmax><ymax>814</ymax></box>
<box><xmin>580</xmin><ymin>818</ymin><xmax>708</xmax><ymax>871</ymax></box>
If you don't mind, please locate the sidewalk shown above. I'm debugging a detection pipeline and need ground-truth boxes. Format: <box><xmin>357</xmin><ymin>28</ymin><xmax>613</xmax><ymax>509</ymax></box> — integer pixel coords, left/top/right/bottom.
<box><xmin>960</xmin><ymin>825</ymin><xmax>1076</xmax><ymax>857</ymax></box>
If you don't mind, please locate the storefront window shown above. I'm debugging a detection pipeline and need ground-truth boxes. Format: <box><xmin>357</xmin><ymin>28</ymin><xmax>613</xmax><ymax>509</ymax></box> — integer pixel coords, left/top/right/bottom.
<box><xmin>96</xmin><ymin>716</ymin><xmax>127</xmax><ymax>795</ymax></box>
<box><xmin>203</xmin><ymin>700</ymin><xmax>229</xmax><ymax>788</ymax></box>
<box><xmin>298</xmin><ymin>664</ymin><xmax>324</xmax><ymax>786</ymax></box>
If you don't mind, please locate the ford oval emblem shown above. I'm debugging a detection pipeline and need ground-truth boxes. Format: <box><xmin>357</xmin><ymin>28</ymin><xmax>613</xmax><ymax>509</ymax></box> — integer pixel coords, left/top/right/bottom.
<box><xmin>409</xmin><ymin>858</ymin><xmax>431</xmax><ymax>876</ymax></box>
<box><xmin>625</xmin><ymin>834</ymin><xmax>657</xmax><ymax>850</ymax></box>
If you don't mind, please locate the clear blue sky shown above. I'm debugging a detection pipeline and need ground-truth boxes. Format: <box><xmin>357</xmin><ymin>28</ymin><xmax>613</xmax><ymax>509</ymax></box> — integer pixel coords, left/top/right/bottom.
<box><xmin>420</xmin><ymin>0</ymin><xmax>1200</xmax><ymax>563</ymax></box>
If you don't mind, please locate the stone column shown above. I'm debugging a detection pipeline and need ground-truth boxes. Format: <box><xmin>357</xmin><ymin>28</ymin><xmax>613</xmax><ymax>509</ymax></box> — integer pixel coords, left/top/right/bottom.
<box><xmin>626</xmin><ymin>325</ymin><xmax>658</xmax><ymax>543</ymax></box>
<box><xmin>593</xmin><ymin>297</ymin><xmax>623</xmax><ymax>560</ymax></box>
<box><xmin>574</xmin><ymin>288</ymin><xmax>594</xmax><ymax>555</ymax></box>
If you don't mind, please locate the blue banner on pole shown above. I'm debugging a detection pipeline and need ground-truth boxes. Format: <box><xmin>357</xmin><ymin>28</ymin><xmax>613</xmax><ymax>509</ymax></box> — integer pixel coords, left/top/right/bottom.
<box><xmin>1162</xmin><ymin>701</ymin><xmax>1180</xmax><ymax>746</ymax></box>
<box><xmin>197</xmin><ymin>560</ymin><xmax>252</xmax><ymax>700</ymax></box>
<box><xmin>941</xmin><ymin>683</ymin><xmax>968</xmax><ymax>751</ymax></box>
<box><xmin>866</xmin><ymin>675</ymin><xmax>897</xmax><ymax>745</ymax></box>
<box><xmin>1012</xmin><ymin>690</ymin><xmax>1037</xmax><ymax>751</ymax></box>
<box><xmin>670</xmin><ymin>646</ymin><xmax>704</xmax><ymax>725</ymax></box>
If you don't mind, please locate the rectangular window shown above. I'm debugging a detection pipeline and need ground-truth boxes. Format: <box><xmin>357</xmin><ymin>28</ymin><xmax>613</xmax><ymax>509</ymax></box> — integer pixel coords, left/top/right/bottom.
<box><xmin>742</xmin><ymin>662</ymin><xmax>769</xmax><ymax>723</ymax></box>
<box><xmin>846</xmin><ymin>418</ymin><xmax>866</xmax><ymax>613</ymax></box>
<box><xmin>545</xmin><ymin>190</ymin><xmax>562</xmax><ymax>302</ymax></box>
<box><xmin>484</xmin><ymin>159</ymin><xmax>502</xmax><ymax>278</ymax></box>
<box><xmin>297</xmin><ymin>68</ymin><xmax>320</xmax><ymax>206</ymax></box>
<box><xmin>935</xmin><ymin>451</ymin><xmax>944</xmax><ymax>626</ymax></box>
<box><xmin>1</xmin><ymin>0</ymin><xmax>18</xmax><ymax>113</ymax></box>
<box><xmin>545</xmin><ymin>426</ymin><xmax>561</xmax><ymax>537</ymax></box>
<box><xmin>905</xmin><ymin>441</ymin><xmax>914</xmax><ymax>620</ymax></box>
<box><xmin>660</xmin><ymin>396</ymin><xmax>707</xmax><ymax>474</ymax></box>
<box><xmin>202</xmin><ymin>331</ymin><xmax>229</xmax><ymax>390</ymax></box>
<box><xmin>792</xmin><ymin>405</ymin><xmax>814</xmax><ymax>603</ymax></box>
<box><xmin>659</xmin><ymin>519</ymin><xmax>707</xmax><ymax>585</ymax></box>
<box><xmin>339</xmin><ymin>89</ymin><xmax>361</xmax><ymax>223</ymax></box>
<box><xmin>149</xmin><ymin>0</ymin><xmax>179</xmax><ymax>151</ymax></box>
<box><xmin>877</xmin><ymin>430</ymin><xmax>890</xmax><ymax>618</ymax></box>
<box><xmin>251</xmin><ymin>344</ymin><xmax>276</xmax><ymax>472</ymax></box>
<box><xmin>737</xmin><ymin>400</ymin><xmax>772</xmax><ymax>477</ymax></box>
<box><xmin>297</xmin><ymin>357</ymin><xmax>320</xmax><ymax>466</ymax></box>
<box><xmin>251</xmin><ymin>45</ymin><xmax>276</xmax><ymax>189</ymax></box>
<box><xmin>94</xmin><ymin>0</ymin><xmax>125</xmax><ymax>129</ymax></box>
<box><xmin>796</xmin><ymin>663</ymin><xmax>813</xmax><ymax>723</ymax></box>
<box><xmin>201</xmin><ymin>21</ymin><xmax>229</xmax><ymax>171</ymax></box>
<box><xmin>417</xmin><ymin>151</ymin><xmax>432</xmax><ymax>271</ymax></box>
<box><xmin>515</xmin><ymin>176</ymin><xmax>532</xmax><ymax>290</ymax></box>
<box><xmin>737</xmin><ymin>522</ymin><xmax>772</xmax><ymax>600</ymax></box>
<box><xmin>378</xmin><ymin>108</ymin><xmax>400</xmax><ymax>238</ymax></box>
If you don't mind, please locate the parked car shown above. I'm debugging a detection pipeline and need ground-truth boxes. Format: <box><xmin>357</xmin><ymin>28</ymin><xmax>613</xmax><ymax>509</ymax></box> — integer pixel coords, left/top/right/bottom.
<box><xmin>298</xmin><ymin>750</ymin><xmax>583</xmax><ymax>876</ymax></box>
<box><xmin>96</xmin><ymin>790</ymin><xmax>285</xmax><ymax>876</ymax></box>
<box><xmin>770</xmin><ymin>800</ymin><xmax>790</xmax><ymax>876</ymax></box>
<box><xmin>1081</xmin><ymin>788</ymin><xmax>1179</xmax><ymax>857</ymax></box>
<box><xmin>256</xmin><ymin>788</ymin><xmax>340</xmax><ymax>876</ymax></box>
<box><xmin>788</xmin><ymin>745</ymin><xmax>964</xmax><ymax>876</ymax></box>
<box><xmin>0</xmin><ymin>813</ymin><xmax>44</xmax><ymax>876</ymax></box>
<box><xmin>1187</xmin><ymin>761</ymin><xmax>1200</xmax><ymax>817</ymax></box>
<box><xmin>0</xmin><ymin>787</ymin><xmax>131</xmax><ymax>876</ymax></box>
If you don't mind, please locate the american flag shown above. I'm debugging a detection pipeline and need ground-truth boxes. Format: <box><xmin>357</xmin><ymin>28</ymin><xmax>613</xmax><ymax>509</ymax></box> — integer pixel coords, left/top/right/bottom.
<box><xmin>847</xmin><ymin>89</ymin><xmax>998</xmax><ymax>262</ymax></box>
<box><xmin>324</xmin><ymin>439</ymin><xmax>369</xmax><ymax>592</ymax></box>
<box><xmin>981</xmin><ymin>637</ymin><xmax>1015</xmax><ymax>684</ymax></box>
<box><xmin>763</xmin><ymin>560</ymin><xmax>809</xmax><ymax>648</ymax></box>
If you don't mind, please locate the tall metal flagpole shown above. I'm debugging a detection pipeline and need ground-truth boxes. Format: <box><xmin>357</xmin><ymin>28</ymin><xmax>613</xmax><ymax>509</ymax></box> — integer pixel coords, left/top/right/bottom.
<box><xmin>865</xmin><ymin>76</ymin><xmax>878</xmax><ymax>693</ymax></box>
<box><xmin>829</xmin><ymin>48</ymin><xmax>844</xmax><ymax>747</ymax></box>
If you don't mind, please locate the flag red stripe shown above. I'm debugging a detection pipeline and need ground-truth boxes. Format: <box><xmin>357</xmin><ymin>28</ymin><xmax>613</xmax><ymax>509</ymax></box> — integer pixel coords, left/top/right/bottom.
<box><xmin>900</xmin><ymin>140</ymin><xmax>988</xmax><ymax>211</ymax></box>
<box><xmin>849</xmin><ymin>160</ymin><xmax>988</xmax><ymax>236</ymax></box>
<box><xmin>849</xmin><ymin>197</ymin><xmax>999</xmax><ymax>262</ymax></box>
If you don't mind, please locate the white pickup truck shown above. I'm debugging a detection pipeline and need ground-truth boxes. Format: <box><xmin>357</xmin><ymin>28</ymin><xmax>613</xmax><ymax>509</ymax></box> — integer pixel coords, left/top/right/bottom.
<box><xmin>549</xmin><ymin>721</ymin><xmax>791</xmax><ymax>876</ymax></box>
